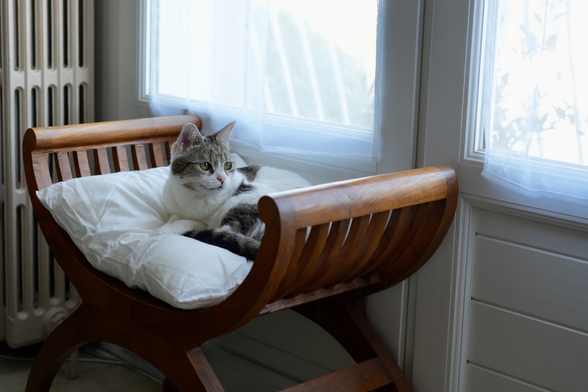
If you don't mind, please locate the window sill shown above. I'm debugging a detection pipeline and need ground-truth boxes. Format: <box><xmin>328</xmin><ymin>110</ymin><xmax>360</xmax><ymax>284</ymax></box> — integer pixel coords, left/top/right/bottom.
<box><xmin>458</xmin><ymin>163</ymin><xmax>588</xmax><ymax>227</ymax></box>
<box><xmin>136</xmin><ymin>100</ymin><xmax>375</xmax><ymax>184</ymax></box>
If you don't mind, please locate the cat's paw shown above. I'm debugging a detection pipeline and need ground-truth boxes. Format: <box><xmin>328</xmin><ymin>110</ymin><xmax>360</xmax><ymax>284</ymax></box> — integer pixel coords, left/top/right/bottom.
<box><xmin>155</xmin><ymin>219</ymin><xmax>207</xmax><ymax>236</ymax></box>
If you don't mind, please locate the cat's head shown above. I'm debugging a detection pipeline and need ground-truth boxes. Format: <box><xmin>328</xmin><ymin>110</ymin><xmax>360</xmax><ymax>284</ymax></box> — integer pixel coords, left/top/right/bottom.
<box><xmin>169</xmin><ymin>122</ymin><xmax>236</xmax><ymax>194</ymax></box>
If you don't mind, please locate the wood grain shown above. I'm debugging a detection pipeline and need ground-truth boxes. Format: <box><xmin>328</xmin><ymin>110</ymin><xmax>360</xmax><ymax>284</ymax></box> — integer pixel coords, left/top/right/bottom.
<box><xmin>94</xmin><ymin>148</ymin><xmax>111</xmax><ymax>175</ymax></box>
<box><xmin>73</xmin><ymin>151</ymin><xmax>92</xmax><ymax>177</ymax></box>
<box><xmin>55</xmin><ymin>152</ymin><xmax>73</xmax><ymax>181</ymax></box>
<box><xmin>282</xmin><ymin>358</ymin><xmax>392</xmax><ymax>392</ymax></box>
<box><xmin>22</xmin><ymin>115</ymin><xmax>458</xmax><ymax>391</ymax></box>
<box><xmin>112</xmin><ymin>146</ymin><xmax>130</xmax><ymax>172</ymax></box>
<box><xmin>131</xmin><ymin>144</ymin><xmax>149</xmax><ymax>171</ymax></box>
<box><xmin>149</xmin><ymin>142</ymin><xmax>167</xmax><ymax>167</ymax></box>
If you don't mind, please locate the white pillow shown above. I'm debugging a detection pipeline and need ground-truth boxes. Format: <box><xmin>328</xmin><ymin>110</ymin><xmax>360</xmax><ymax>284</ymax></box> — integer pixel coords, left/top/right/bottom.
<box><xmin>36</xmin><ymin>163</ymin><xmax>253</xmax><ymax>310</ymax></box>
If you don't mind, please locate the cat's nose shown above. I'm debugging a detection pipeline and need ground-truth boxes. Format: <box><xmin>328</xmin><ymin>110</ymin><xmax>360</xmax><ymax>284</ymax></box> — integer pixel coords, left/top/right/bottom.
<box><xmin>217</xmin><ymin>176</ymin><xmax>225</xmax><ymax>184</ymax></box>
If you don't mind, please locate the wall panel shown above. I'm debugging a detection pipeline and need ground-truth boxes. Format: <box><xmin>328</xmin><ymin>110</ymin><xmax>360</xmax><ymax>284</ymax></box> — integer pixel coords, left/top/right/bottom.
<box><xmin>464</xmin><ymin>208</ymin><xmax>588</xmax><ymax>391</ymax></box>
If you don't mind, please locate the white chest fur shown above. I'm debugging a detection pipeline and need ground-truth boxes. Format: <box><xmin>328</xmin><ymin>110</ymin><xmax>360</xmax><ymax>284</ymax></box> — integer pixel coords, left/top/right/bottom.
<box><xmin>162</xmin><ymin>166</ymin><xmax>310</xmax><ymax>229</ymax></box>
<box><xmin>162</xmin><ymin>172</ymin><xmax>236</xmax><ymax>224</ymax></box>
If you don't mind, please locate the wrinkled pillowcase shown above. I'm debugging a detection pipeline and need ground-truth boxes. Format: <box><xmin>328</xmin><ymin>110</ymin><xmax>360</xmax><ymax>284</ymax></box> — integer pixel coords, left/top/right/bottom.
<box><xmin>36</xmin><ymin>163</ymin><xmax>253</xmax><ymax>310</ymax></box>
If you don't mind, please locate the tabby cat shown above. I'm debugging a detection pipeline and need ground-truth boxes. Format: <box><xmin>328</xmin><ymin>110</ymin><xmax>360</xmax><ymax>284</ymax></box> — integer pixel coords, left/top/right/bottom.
<box><xmin>158</xmin><ymin>122</ymin><xmax>310</xmax><ymax>260</ymax></box>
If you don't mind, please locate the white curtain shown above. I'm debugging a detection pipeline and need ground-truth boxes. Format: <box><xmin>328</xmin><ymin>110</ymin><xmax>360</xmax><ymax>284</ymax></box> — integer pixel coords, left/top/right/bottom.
<box><xmin>148</xmin><ymin>0</ymin><xmax>381</xmax><ymax>172</ymax></box>
<box><xmin>481</xmin><ymin>0</ymin><xmax>588</xmax><ymax>205</ymax></box>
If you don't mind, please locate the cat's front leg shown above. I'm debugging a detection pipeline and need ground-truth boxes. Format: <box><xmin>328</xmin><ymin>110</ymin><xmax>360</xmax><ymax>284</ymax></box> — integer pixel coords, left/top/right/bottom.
<box><xmin>156</xmin><ymin>215</ymin><xmax>207</xmax><ymax>236</ymax></box>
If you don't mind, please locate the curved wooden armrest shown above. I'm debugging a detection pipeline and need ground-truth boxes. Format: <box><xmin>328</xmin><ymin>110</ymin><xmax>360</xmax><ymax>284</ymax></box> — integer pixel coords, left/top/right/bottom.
<box><xmin>232</xmin><ymin>164</ymin><xmax>458</xmax><ymax>315</ymax></box>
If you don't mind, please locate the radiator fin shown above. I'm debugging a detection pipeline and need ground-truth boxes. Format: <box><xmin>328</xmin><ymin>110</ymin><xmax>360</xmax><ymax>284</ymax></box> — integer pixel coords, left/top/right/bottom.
<box><xmin>1</xmin><ymin>0</ymin><xmax>94</xmax><ymax>348</ymax></box>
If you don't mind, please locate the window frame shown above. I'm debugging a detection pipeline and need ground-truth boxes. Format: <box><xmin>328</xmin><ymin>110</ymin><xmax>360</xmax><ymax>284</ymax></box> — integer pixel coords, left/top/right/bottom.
<box><xmin>466</xmin><ymin>0</ymin><xmax>588</xmax><ymax>171</ymax></box>
<box><xmin>456</xmin><ymin>0</ymin><xmax>588</xmax><ymax>222</ymax></box>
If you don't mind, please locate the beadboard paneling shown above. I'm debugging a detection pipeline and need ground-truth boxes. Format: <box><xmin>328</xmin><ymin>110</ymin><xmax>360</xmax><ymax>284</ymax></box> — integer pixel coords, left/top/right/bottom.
<box><xmin>472</xmin><ymin>236</ymin><xmax>588</xmax><ymax>333</ymax></box>
<box><xmin>465</xmin><ymin>364</ymin><xmax>547</xmax><ymax>392</ymax></box>
<box><xmin>468</xmin><ymin>301</ymin><xmax>588</xmax><ymax>392</ymax></box>
<box><xmin>475</xmin><ymin>209</ymin><xmax>588</xmax><ymax>260</ymax></box>
<box><xmin>463</xmin><ymin>209</ymin><xmax>588</xmax><ymax>392</ymax></box>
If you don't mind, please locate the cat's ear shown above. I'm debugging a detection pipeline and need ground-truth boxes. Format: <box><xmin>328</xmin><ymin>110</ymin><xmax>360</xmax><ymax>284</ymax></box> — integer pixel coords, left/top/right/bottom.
<box><xmin>213</xmin><ymin>122</ymin><xmax>235</xmax><ymax>147</ymax></box>
<box><xmin>178</xmin><ymin>123</ymin><xmax>203</xmax><ymax>149</ymax></box>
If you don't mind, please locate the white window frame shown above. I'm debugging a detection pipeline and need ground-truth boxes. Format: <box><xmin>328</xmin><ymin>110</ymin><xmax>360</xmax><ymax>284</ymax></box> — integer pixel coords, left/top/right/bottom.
<box><xmin>455</xmin><ymin>0</ymin><xmax>588</xmax><ymax>223</ymax></box>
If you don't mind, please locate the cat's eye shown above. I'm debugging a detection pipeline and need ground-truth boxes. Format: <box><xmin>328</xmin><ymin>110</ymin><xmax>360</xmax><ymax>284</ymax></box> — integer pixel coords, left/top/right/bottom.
<box><xmin>199</xmin><ymin>162</ymin><xmax>211</xmax><ymax>170</ymax></box>
<box><xmin>224</xmin><ymin>162</ymin><xmax>233</xmax><ymax>170</ymax></box>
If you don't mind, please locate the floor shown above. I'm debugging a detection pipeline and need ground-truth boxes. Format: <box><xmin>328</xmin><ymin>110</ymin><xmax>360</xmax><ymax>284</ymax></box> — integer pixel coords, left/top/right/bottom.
<box><xmin>0</xmin><ymin>342</ymin><xmax>163</xmax><ymax>392</ymax></box>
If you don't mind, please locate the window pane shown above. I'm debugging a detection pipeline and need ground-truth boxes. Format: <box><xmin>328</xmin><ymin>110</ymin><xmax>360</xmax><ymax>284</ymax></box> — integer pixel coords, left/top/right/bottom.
<box><xmin>265</xmin><ymin>0</ymin><xmax>377</xmax><ymax>129</ymax></box>
<box><xmin>149</xmin><ymin>0</ymin><xmax>377</xmax><ymax>132</ymax></box>
<box><xmin>480</xmin><ymin>0</ymin><xmax>588</xmax><ymax>166</ymax></box>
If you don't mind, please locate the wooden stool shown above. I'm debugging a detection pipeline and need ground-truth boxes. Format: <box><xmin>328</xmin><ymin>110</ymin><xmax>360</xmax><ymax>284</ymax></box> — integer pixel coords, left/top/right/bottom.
<box><xmin>23</xmin><ymin>115</ymin><xmax>458</xmax><ymax>391</ymax></box>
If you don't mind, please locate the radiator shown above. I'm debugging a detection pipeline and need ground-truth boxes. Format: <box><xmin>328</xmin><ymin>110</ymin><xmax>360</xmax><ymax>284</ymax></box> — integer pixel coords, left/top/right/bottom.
<box><xmin>0</xmin><ymin>0</ymin><xmax>94</xmax><ymax>348</ymax></box>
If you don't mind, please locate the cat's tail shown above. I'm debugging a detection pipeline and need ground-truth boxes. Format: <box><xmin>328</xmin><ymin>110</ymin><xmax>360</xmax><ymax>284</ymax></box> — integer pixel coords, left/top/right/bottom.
<box><xmin>183</xmin><ymin>228</ymin><xmax>260</xmax><ymax>260</ymax></box>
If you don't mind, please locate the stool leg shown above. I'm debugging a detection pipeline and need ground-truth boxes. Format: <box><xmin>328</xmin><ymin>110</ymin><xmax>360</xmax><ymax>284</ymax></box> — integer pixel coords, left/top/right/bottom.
<box><xmin>131</xmin><ymin>330</ymin><xmax>223</xmax><ymax>392</ymax></box>
<box><xmin>25</xmin><ymin>303</ymin><xmax>128</xmax><ymax>392</ymax></box>
<box><xmin>153</xmin><ymin>347</ymin><xmax>222</xmax><ymax>392</ymax></box>
<box><xmin>293</xmin><ymin>299</ymin><xmax>412</xmax><ymax>392</ymax></box>
<box><xmin>162</xmin><ymin>378</ymin><xmax>179</xmax><ymax>392</ymax></box>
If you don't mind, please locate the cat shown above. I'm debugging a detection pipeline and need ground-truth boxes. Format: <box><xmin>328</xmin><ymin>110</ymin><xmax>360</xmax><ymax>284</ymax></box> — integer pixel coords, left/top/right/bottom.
<box><xmin>158</xmin><ymin>122</ymin><xmax>310</xmax><ymax>260</ymax></box>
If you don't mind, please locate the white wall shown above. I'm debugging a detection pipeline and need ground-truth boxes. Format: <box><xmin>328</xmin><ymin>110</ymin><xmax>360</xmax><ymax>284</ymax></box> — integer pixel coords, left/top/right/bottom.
<box><xmin>95</xmin><ymin>0</ymin><xmax>141</xmax><ymax>121</ymax></box>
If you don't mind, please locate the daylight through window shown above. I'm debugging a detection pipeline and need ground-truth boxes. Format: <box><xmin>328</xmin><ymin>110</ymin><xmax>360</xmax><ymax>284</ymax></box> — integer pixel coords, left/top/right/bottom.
<box><xmin>480</xmin><ymin>0</ymin><xmax>588</xmax><ymax>167</ymax></box>
<box><xmin>146</xmin><ymin>0</ymin><xmax>380</xmax><ymax>170</ymax></box>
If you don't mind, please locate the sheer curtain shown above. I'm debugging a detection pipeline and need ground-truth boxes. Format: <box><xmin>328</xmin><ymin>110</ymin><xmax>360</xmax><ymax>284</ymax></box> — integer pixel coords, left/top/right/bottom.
<box><xmin>481</xmin><ymin>0</ymin><xmax>588</xmax><ymax>205</ymax></box>
<box><xmin>148</xmin><ymin>0</ymin><xmax>381</xmax><ymax>172</ymax></box>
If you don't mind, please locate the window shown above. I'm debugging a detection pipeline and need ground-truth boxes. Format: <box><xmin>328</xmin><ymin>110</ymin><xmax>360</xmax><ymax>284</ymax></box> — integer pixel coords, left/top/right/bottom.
<box><xmin>145</xmin><ymin>0</ymin><xmax>381</xmax><ymax>172</ymax></box>
<box><xmin>479</xmin><ymin>0</ymin><xmax>588</xmax><ymax>203</ymax></box>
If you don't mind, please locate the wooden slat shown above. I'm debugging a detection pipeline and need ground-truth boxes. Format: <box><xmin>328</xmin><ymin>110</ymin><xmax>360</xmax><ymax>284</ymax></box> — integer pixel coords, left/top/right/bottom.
<box><xmin>149</xmin><ymin>142</ymin><xmax>166</xmax><ymax>167</ymax></box>
<box><xmin>303</xmin><ymin>220</ymin><xmax>351</xmax><ymax>293</ymax></box>
<box><xmin>31</xmin><ymin>153</ymin><xmax>54</xmax><ymax>190</ymax></box>
<box><xmin>341</xmin><ymin>211</ymin><xmax>390</xmax><ymax>282</ymax></box>
<box><xmin>73</xmin><ymin>151</ymin><xmax>91</xmax><ymax>177</ymax></box>
<box><xmin>272</xmin><ymin>229</ymin><xmax>309</xmax><ymax>301</ymax></box>
<box><xmin>112</xmin><ymin>146</ymin><xmax>130</xmax><ymax>172</ymax></box>
<box><xmin>359</xmin><ymin>207</ymin><xmax>417</xmax><ymax>278</ymax></box>
<box><xmin>262</xmin><ymin>276</ymin><xmax>380</xmax><ymax>315</ymax></box>
<box><xmin>282</xmin><ymin>358</ymin><xmax>392</xmax><ymax>392</ymax></box>
<box><xmin>164</xmin><ymin>141</ymin><xmax>172</xmax><ymax>162</ymax></box>
<box><xmin>383</xmin><ymin>201</ymin><xmax>445</xmax><ymax>284</ymax></box>
<box><xmin>354</xmin><ymin>209</ymin><xmax>401</xmax><ymax>278</ymax></box>
<box><xmin>185</xmin><ymin>347</ymin><xmax>225</xmax><ymax>391</ymax></box>
<box><xmin>131</xmin><ymin>144</ymin><xmax>149</xmax><ymax>171</ymax></box>
<box><xmin>285</xmin><ymin>224</ymin><xmax>331</xmax><ymax>298</ymax></box>
<box><xmin>321</xmin><ymin>216</ymin><xmax>371</xmax><ymax>288</ymax></box>
<box><xmin>54</xmin><ymin>152</ymin><xmax>73</xmax><ymax>181</ymax></box>
<box><xmin>94</xmin><ymin>148</ymin><xmax>111</xmax><ymax>175</ymax></box>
